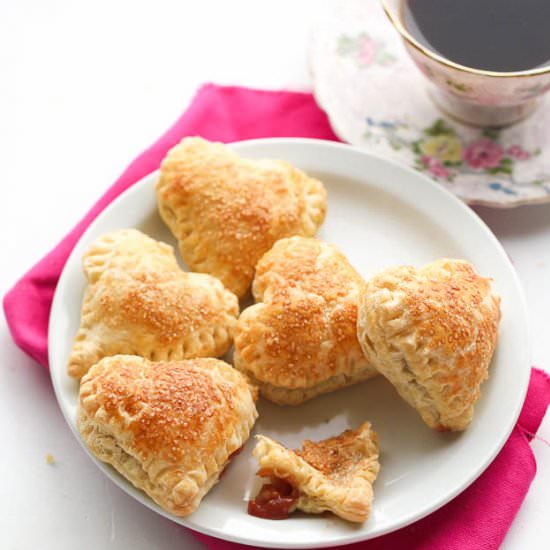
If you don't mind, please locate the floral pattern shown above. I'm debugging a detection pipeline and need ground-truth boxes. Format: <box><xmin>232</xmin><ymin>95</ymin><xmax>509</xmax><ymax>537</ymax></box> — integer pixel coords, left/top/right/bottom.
<box><xmin>419</xmin><ymin>134</ymin><xmax>462</xmax><ymax>163</ymax></box>
<box><xmin>337</xmin><ymin>33</ymin><xmax>396</xmax><ymax>68</ymax></box>
<box><xmin>412</xmin><ymin>121</ymin><xmax>535</xmax><ymax>181</ymax></box>
<box><xmin>462</xmin><ymin>139</ymin><xmax>504</xmax><ymax>169</ymax></box>
<box><xmin>516</xmin><ymin>82</ymin><xmax>550</xmax><ymax>100</ymax></box>
<box><xmin>363</xmin><ymin>118</ymin><xmax>543</xmax><ymax>192</ymax></box>
<box><xmin>445</xmin><ymin>78</ymin><xmax>471</xmax><ymax>95</ymax></box>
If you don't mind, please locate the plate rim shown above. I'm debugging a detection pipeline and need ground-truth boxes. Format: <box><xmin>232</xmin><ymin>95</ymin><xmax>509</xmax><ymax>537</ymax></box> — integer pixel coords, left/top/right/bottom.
<box><xmin>49</xmin><ymin>137</ymin><xmax>531</xmax><ymax>548</ymax></box>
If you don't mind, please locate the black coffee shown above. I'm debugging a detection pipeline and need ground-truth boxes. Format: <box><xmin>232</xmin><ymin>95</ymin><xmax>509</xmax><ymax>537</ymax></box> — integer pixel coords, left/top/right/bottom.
<box><xmin>403</xmin><ymin>0</ymin><xmax>550</xmax><ymax>72</ymax></box>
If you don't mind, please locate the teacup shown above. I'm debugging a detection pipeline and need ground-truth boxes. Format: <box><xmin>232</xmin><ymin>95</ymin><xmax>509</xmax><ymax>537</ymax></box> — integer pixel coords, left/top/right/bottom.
<box><xmin>381</xmin><ymin>0</ymin><xmax>550</xmax><ymax>127</ymax></box>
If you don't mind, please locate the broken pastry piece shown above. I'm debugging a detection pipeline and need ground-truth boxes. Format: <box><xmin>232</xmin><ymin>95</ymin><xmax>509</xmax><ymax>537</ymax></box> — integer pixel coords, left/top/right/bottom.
<box><xmin>248</xmin><ymin>423</ymin><xmax>380</xmax><ymax>523</ymax></box>
<box><xmin>234</xmin><ymin>236</ymin><xmax>377</xmax><ymax>405</ymax></box>
<box><xmin>357</xmin><ymin>259</ymin><xmax>501</xmax><ymax>431</ymax></box>
<box><xmin>68</xmin><ymin>229</ymin><xmax>238</xmax><ymax>379</ymax></box>
<box><xmin>78</xmin><ymin>355</ymin><xmax>258</xmax><ymax>517</ymax></box>
<box><xmin>155</xmin><ymin>137</ymin><xmax>327</xmax><ymax>297</ymax></box>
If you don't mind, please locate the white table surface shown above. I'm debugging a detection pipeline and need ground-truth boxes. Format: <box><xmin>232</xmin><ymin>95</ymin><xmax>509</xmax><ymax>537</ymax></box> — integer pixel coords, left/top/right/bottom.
<box><xmin>1</xmin><ymin>1</ymin><xmax>549</xmax><ymax>549</ymax></box>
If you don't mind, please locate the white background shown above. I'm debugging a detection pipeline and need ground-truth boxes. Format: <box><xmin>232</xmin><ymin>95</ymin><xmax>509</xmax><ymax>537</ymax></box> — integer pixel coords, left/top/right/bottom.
<box><xmin>1</xmin><ymin>1</ymin><xmax>549</xmax><ymax>549</ymax></box>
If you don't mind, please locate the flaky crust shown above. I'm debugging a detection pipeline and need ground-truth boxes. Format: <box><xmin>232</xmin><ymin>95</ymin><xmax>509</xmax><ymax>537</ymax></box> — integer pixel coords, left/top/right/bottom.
<box><xmin>78</xmin><ymin>356</ymin><xmax>258</xmax><ymax>517</ymax></box>
<box><xmin>155</xmin><ymin>137</ymin><xmax>327</xmax><ymax>297</ymax></box>
<box><xmin>68</xmin><ymin>229</ymin><xmax>239</xmax><ymax>379</ymax></box>
<box><xmin>252</xmin><ymin>423</ymin><xmax>380</xmax><ymax>522</ymax></box>
<box><xmin>357</xmin><ymin>259</ymin><xmax>501</xmax><ymax>431</ymax></box>
<box><xmin>234</xmin><ymin>237</ymin><xmax>377</xmax><ymax>404</ymax></box>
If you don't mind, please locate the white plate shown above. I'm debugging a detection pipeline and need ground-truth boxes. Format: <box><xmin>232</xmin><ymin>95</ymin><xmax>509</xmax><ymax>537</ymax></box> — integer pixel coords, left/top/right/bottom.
<box><xmin>49</xmin><ymin>139</ymin><xmax>530</xmax><ymax>548</ymax></box>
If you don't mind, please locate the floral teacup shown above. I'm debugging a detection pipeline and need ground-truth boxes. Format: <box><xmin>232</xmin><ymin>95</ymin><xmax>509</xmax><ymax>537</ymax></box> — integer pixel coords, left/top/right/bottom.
<box><xmin>381</xmin><ymin>0</ymin><xmax>550</xmax><ymax>127</ymax></box>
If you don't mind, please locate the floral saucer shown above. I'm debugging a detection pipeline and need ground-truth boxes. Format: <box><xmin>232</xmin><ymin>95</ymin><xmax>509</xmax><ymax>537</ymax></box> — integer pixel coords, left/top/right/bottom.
<box><xmin>309</xmin><ymin>0</ymin><xmax>550</xmax><ymax>207</ymax></box>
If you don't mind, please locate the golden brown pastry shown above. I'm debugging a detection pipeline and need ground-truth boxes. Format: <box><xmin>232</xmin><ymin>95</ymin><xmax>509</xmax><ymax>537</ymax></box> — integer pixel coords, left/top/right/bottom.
<box><xmin>357</xmin><ymin>259</ymin><xmax>501</xmax><ymax>431</ymax></box>
<box><xmin>68</xmin><ymin>229</ymin><xmax>238</xmax><ymax>379</ymax></box>
<box><xmin>78</xmin><ymin>355</ymin><xmax>258</xmax><ymax>517</ymax></box>
<box><xmin>248</xmin><ymin>423</ymin><xmax>380</xmax><ymax>523</ymax></box>
<box><xmin>155</xmin><ymin>137</ymin><xmax>327</xmax><ymax>297</ymax></box>
<box><xmin>234</xmin><ymin>236</ymin><xmax>377</xmax><ymax>405</ymax></box>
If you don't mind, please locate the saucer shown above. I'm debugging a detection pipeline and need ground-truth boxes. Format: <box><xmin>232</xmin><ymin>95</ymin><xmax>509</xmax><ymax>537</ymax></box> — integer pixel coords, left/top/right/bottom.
<box><xmin>309</xmin><ymin>0</ymin><xmax>550</xmax><ymax>207</ymax></box>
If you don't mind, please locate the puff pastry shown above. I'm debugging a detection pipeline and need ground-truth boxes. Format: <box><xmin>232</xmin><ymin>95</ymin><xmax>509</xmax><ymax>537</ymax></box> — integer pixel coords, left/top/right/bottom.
<box><xmin>68</xmin><ymin>229</ymin><xmax>239</xmax><ymax>379</ymax></box>
<box><xmin>234</xmin><ymin>236</ymin><xmax>377</xmax><ymax>405</ymax></box>
<box><xmin>248</xmin><ymin>423</ymin><xmax>380</xmax><ymax>522</ymax></box>
<box><xmin>78</xmin><ymin>355</ymin><xmax>258</xmax><ymax>517</ymax></box>
<box><xmin>155</xmin><ymin>137</ymin><xmax>327</xmax><ymax>297</ymax></box>
<box><xmin>357</xmin><ymin>259</ymin><xmax>501</xmax><ymax>431</ymax></box>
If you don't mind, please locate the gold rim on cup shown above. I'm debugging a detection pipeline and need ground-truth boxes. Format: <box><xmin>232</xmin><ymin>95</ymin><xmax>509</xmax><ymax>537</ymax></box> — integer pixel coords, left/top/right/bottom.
<box><xmin>381</xmin><ymin>0</ymin><xmax>550</xmax><ymax>78</ymax></box>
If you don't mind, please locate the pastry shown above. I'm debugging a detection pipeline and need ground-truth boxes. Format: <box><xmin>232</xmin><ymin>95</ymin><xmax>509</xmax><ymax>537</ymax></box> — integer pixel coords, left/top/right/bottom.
<box><xmin>155</xmin><ymin>137</ymin><xmax>327</xmax><ymax>297</ymax></box>
<box><xmin>234</xmin><ymin>236</ymin><xmax>377</xmax><ymax>405</ymax></box>
<box><xmin>78</xmin><ymin>355</ymin><xmax>258</xmax><ymax>517</ymax></box>
<box><xmin>357</xmin><ymin>259</ymin><xmax>501</xmax><ymax>431</ymax></box>
<box><xmin>68</xmin><ymin>229</ymin><xmax>238</xmax><ymax>379</ymax></box>
<box><xmin>248</xmin><ymin>423</ymin><xmax>380</xmax><ymax>522</ymax></box>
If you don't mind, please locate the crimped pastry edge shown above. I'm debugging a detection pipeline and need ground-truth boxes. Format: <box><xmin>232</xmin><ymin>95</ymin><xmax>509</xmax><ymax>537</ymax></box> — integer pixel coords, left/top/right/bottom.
<box><xmin>78</xmin><ymin>389</ymin><xmax>257</xmax><ymax>517</ymax></box>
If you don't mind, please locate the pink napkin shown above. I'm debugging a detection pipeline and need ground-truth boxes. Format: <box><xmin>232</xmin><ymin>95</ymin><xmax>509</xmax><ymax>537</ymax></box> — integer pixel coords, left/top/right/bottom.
<box><xmin>4</xmin><ymin>84</ymin><xmax>549</xmax><ymax>550</ymax></box>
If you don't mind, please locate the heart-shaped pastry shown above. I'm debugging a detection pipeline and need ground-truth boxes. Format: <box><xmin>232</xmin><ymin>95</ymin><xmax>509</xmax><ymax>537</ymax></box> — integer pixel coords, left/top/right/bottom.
<box><xmin>67</xmin><ymin>229</ymin><xmax>239</xmax><ymax>378</ymax></box>
<box><xmin>248</xmin><ymin>422</ymin><xmax>380</xmax><ymax>523</ymax></box>
<box><xmin>234</xmin><ymin>236</ymin><xmax>377</xmax><ymax>404</ymax></box>
<box><xmin>357</xmin><ymin>259</ymin><xmax>501</xmax><ymax>431</ymax></box>
<box><xmin>155</xmin><ymin>137</ymin><xmax>327</xmax><ymax>297</ymax></box>
<box><xmin>78</xmin><ymin>355</ymin><xmax>258</xmax><ymax>516</ymax></box>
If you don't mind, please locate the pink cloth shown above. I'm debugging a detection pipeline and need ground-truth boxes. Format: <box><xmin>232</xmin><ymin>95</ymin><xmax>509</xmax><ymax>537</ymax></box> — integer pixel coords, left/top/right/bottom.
<box><xmin>3</xmin><ymin>84</ymin><xmax>549</xmax><ymax>550</ymax></box>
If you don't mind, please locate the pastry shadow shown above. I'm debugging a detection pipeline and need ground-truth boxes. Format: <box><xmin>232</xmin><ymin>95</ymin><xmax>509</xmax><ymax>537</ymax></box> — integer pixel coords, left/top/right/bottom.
<box><xmin>139</xmin><ymin>209</ymin><xmax>192</xmax><ymax>271</ymax></box>
<box><xmin>253</xmin><ymin>377</ymin><xmax>389</xmax><ymax>438</ymax></box>
<box><xmin>254</xmin><ymin>375</ymin><xmax>464</xmax><ymax>453</ymax></box>
<box><xmin>286</xmin><ymin>509</ymin><xmax>366</xmax><ymax>531</ymax></box>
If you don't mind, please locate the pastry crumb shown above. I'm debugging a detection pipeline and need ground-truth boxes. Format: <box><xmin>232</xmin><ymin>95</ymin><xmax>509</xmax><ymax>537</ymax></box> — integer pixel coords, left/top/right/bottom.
<box><xmin>46</xmin><ymin>453</ymin><xmax>55</xmax><ymax>465</ymax></box>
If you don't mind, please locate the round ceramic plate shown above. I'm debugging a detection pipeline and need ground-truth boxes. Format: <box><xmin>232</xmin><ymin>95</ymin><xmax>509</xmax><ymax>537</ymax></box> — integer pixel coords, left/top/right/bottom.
<box><xmin>309</xmin><ymin>0</ymin><xmax>550</xmax><ymax>207</ymax></box>
<box><xmin>49</xmin><ymin>139</ymin><xmax>530</xmax><ymax>548</ymax></box>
